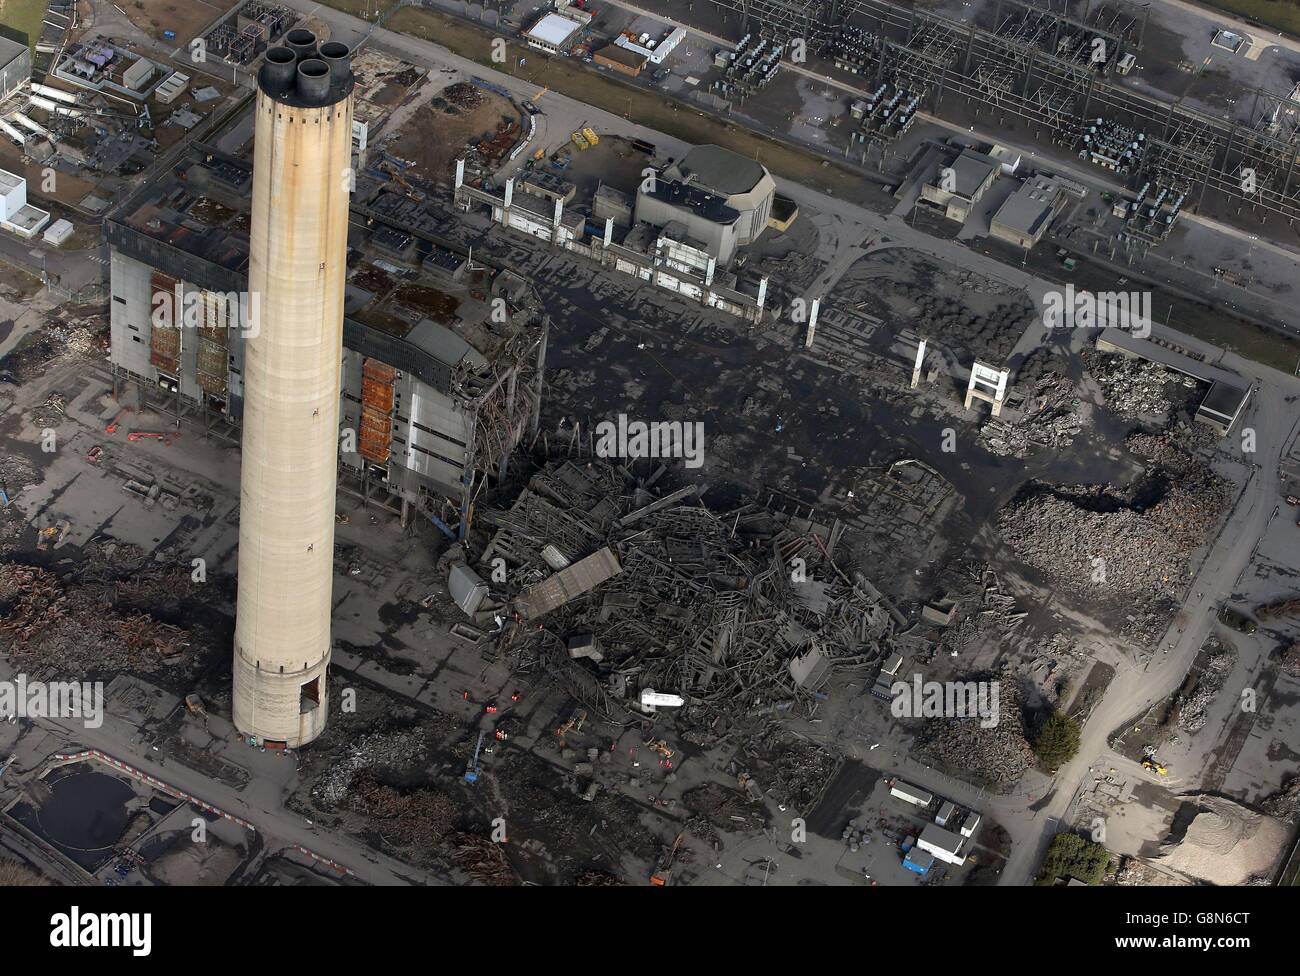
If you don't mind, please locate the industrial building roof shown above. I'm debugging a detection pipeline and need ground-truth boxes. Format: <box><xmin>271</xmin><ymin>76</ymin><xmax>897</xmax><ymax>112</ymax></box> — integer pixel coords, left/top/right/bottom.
<box><xmin>0</xmin><ymin>35</ymin><xmax>26</xmax><ymax>67</ymax></box>
<box><xmin>106</xmin><ymin>142</ymin><xmax>531</xmax><ymax>388</ymax></box>
<box><xmin>918</xmin><ymin>823</ymin><xmax>965</xmax><ymax>855</ymax></box>
<box><xmin>526</xmin><ymin>13</ymin><xmax>584</xmax><ymax>48</ymax></box>
<box><xmin>948</xmin><ymin>149</ymin><xmax>999</xmax><ymax>198</ymax></box>
<box><xmin>992</xmin><ymin>175</ymin><xmax>1064</xmax><ymax>237</ymax></box>
<box><xmin>672</xmin><ymin>144</ymin><xmax>768</xmax><ymax>197</ymax></box>
<box><xmin>593</xmin><ymin>44</ymin><xmax>646</xmax><ymax>69</ymax></box>
<box><xmin>646</xmin><ymin>178</ymin><xmax>741</xmax><ymax>224</ymax></box>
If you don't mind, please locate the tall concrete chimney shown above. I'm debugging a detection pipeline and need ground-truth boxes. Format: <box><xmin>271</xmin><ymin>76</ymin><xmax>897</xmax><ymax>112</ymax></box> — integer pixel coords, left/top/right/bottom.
<box><xmin>232</xmin><ymin>34</ymin><xmax>355</xmax><ymax>747</ymax></box>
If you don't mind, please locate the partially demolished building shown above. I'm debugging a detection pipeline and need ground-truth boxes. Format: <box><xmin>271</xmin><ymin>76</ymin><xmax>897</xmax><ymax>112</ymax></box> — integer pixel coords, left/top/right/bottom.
<box><xmin>105</xmin><ymin>143</ymin><xmax>548</xmax><ymax>526</ymax></box>
<box><xmin>457</xmin><ymin>460</ymin><xmax>904</xmax><ymax>721</ymax></box>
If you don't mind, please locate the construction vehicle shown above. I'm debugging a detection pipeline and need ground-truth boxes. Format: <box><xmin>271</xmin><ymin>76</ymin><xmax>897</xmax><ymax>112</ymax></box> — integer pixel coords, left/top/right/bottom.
<box><xmin>1286</xmin><ymin>495</ymin><xmax>1300</xmax><ymax>506</ymax></box>
<box><xmin>377</xmin><ymin>160</ymin><xmax>425</xmax><ymax>202</ymax></box>
<box><xmin>464</xmin><ymin>730</ymin><xmax>486</xmax><ymax>783</ymax></box>
<box><xmin>650</xmin><ymin>831</ymin><xmax>684</xmax><ymax>886</ymax></box>
<box><xmin>106</xmin><ymin>406</ymin><xmax>134</xmax><ymax>434</ymax></box>
<box><xmin>555</xmin><ymin>708</ymin><xmax>587</xmax><ymax>743</ymax></box>
<box><xmin>185</xmin><ymin>694</ymin><xmax>210</xmax><ymax>730</ymax></box>
<box><xmin>1141</xmin><ymin>745</ymin><xmax>1168</xmax><ymax>776</ymax></box>
<box><xmin>581</xmin><ymin>126</ymin><xmax>599</xmax><ymax>146</ymax></box>
<box><xmin>571</xmin><ymin>130</ymin><xmax>589</xmax><ymax>150</ymax></box>
<box><xmin>128</xmin><ymin>430</ymin><xmax>179</xmax><ymax>446</ymax></box>
<box><xmin>644</xmin><ymin>737</ymin><xmax>674</xmax><ymax>759</ymax></box>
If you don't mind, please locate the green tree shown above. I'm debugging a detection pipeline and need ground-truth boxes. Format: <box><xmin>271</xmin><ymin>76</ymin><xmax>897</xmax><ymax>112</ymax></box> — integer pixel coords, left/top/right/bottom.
<box><xmin>1032</xmin><ymin>711</ymin><xmax>1081</xmax><ymax>768</ymax></box>
<box><xmin>1036</xmin><ymin>832</ymin><xmax>1110</xmax><ymax>885</ymax></box>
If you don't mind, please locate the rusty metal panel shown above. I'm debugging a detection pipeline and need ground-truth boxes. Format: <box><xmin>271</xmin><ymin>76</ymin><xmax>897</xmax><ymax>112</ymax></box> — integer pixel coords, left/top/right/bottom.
<box><xmin>361</xmin><ymin>374</ymin><xmax>393</xmax><ymax>413</ymax></box>
<box><xmin>196</xmin><ymin>335</ymin><xmax>228</xmax><ymax>395</ymax></box>
<box><xmin>358</xmin><ymin>410</ymin><xmax>391</xmax><ymax>465</ymax></box>
<box><xmin>149</xmin><ymin>321</ymin><xmax>180</xmax><ymax>373</ymax></box>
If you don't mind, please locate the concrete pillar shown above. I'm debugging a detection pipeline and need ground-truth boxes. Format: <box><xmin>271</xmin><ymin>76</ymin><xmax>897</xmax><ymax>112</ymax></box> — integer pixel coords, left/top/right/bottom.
<box><xmin>804</xmin><ymin>297</ymin><xmax>820</xmax><ymax>349</ymax></box>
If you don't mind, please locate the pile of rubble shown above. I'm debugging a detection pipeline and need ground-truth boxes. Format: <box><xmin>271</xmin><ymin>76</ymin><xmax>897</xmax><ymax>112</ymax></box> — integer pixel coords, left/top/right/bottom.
<box><xmin>997</xmin><ymin>465</ymin><xmax>1227</xmax><ymax>602</ymax></box>
<box><xmin>314</xmin><ymin>728</ymin><xmax>429</xmax><ymax>805</ymax></box>
<box><xmin>1278</xmin><ymin>642</ymin><xmax>1300</xmax><ymax>678</ymax></box>
<box><xmin>0</xmin><ymin>560</ymin><xmax>192</xmax><ymax>676</ymax></box>
<box><xmin>1081</xmin><ymin>350</ymin><xmax>1187</xmax><ymax>419</ymax></box>
<box><xmin>1261</xmin><ymin>778</ymin><xmax>1300</xmax><ymax>824</ymax></box>
<box><xmin>342</xmin><ymin>769</ymin><xmax>456</xmax><ymax>849</ymax></box>
<box><xmin>440</xmin><ymin>82</ymin><xmax>486</xmax><ymax>111</ymax></box>
<box><xmin>979</xmin><ymin>374</ymin><xmax>1084</xmax><ymax>459</ymax></box>
<box><xmin>30</xmin><ymin>392</ymin><xmax>66</xmax><ymax>429</ymax></box>
<box><xmin>913</xmin><ymin>667</ymin><xmax>1036</xmax><ymax>789</ymax></box>
<box><xmin>1175</xmin><ymin>638</ymin><xmax>1236</xmax><ymax>733</ymax></box>
<box><xmin>739</xmin><ymin>728</ymin><xmax>838</xmax><ymax>812</ymax></box>
<box><xmin>934</xmin><ymin>565</ymin><xmax>1026</xmax><ymax>657</ymax></box>
<box><xmin>467</xmin><ymin>460</ymin><xmax>905</xmax><ymax>724</ymax></box>
<box><xmin>445</xmin><ymin>832</ymin><xmax>519</xmax><ymax>886</ymax></box>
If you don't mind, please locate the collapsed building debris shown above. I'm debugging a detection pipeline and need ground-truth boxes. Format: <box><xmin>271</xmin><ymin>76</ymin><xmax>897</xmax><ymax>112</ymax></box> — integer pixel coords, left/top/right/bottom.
<box><xmin>1081</xmin><ymin>349</ymin><xmax>1191</xmax><ymax>419</ymax></box>
<box><xmin>912</xmin><ymin>666</ymin><xmax>1036</xmax><ymax>790</ymax></box>
<box><xmin>997</xmin><ymin>449</ymin><xmax>1228</xmax><ymax>604</ymax></box>
<box><xmin>978</xmin><ymin>372</ymin><xmax>1084</xmax><ymax>458</ymax></box>
<box><xmin>314</xmin><ymin>729</ymin><xmax>429</xmax><ymax>805</ymax></box>
<box><xmin>0</xmin><ymin>546</ymin><xmax>199</xmax><ymax>676</ymax></box>
<box><xmin>1261</xmin><ymin>778</ymin><xmax>1300</xmax><ymax>824</ymax></box>
<box><xmin>343</xmin><ymin>769</ymin><xmax>457</xmax><ymax>850</ymax></box>
<box><xmin>1174</xmin><ymin>638</ymin><xmax>1236</xmax><ymax>734</ymax></box>
<box><xmin>470</xmin><ymin>459</ymin><xmax>904</xmax><ymax>724</ymax></box>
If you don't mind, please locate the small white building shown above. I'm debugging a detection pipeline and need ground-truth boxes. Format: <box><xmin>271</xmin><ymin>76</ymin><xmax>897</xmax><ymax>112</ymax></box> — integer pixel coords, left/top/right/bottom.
<box><xmin>890</xmin><ymin>781</ymin><xmax>934</xmax><ymax>808</ymax></box>
<box><xmin>43</xmin><ymin>218</ymin><xmax>74</xmax><ymax>245</ymax></box>
<box><xmin>917</xmin><ymin>823</ymin><xmax>967</xmax><ymax>866</ymax></box>
<box><xmin>0</xmin><ymin>168</ymin><xmax>50</xmax><ymax>239</ymax></box>
<box><xmin>153</xmin><ymin>71</ymin><xmax>190</xmax><ymax>105</ymax></box>
<box><xmin>525</xmin><ymin>13</ymin><xmax>585</xmax><ymax>54</ymax></box>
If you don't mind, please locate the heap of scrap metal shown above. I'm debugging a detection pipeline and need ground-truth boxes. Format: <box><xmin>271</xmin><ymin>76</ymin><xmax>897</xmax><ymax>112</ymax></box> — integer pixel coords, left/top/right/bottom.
<box><xmin>468</xmin><ymin>460</ymin><xmax>902</xmax><ymax>721</ymax></box>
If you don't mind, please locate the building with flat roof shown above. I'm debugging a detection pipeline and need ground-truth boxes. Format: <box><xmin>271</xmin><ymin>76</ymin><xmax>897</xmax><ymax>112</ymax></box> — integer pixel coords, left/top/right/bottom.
<box><xmin>1095</xmin><ymin>326</ymin><xmax>1251</xmax><ymax>436</ymax></box>
<box><xmin>920</xmin><ymin>148</ymin><xmax>1000</xmax><ymax>222</ymax></box>
<box><xmin>634</xmin><ymin>144</ymin><xmax>777</xmax><ymax>264</ymax></box>
<box><xmin>890</xmin><ymin>781</ymin><xmax>934</xmax><ymax>807</ymax></box>
<box><xmin>989</xmin><ymin>174</ymin><xmax>1068</xmax><ymax>249</ymax></box>
<box><xmin>105</xmin><ymin>143</ymin><xmax>547</xmax><ymax>528</ymax></box>
<box><xmin>917</xmin><ymin>823</ymin><xmax>967</xmax><ymax>865</ymax></box>
<box><xmin>593</xmin><ymin>44</ymin><xmax>646</xmax><ymax>77</ymax></box>
<box><xmin>903</xmin><ymin>848</ymin><xmax>935</xmax><ymax>875</ymax></box>
<box><xmin>0</xmin><ymin>35</ymin><xmax>32</xmax><ymax>102</ymax></box>
<box><xmin>524</xmin><ymin>12</ymin><xmax>586</xmax><ymax>54</ymax></box>
<box><xmin>0</xmin><ymin>168</ymin><xmax>50</xmax><ymax>239</ymax></box>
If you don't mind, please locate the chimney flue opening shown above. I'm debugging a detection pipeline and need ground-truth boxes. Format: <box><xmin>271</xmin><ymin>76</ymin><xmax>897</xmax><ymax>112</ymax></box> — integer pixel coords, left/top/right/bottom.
<box><xmin>296</xmin><ymin>58</ymin><xmax>330</xmax><ymax>103</ymax></box>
